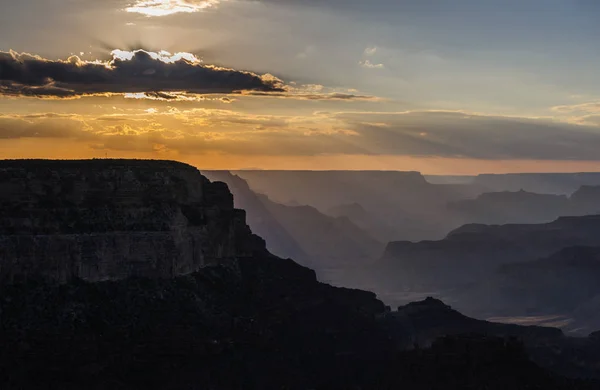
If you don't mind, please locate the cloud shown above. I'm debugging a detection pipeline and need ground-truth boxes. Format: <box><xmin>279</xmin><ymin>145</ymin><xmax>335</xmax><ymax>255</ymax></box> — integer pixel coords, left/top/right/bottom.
<box><xmin>4</xmin><ymin>108</ymin><xmax>600</xmax><ymax>160</ymax></box>
<box><xmin>0</xmin><ymin>49</ymin><xmax>380</xmax><ymax>102</ymax></box>
<box><xmin>0</xmin><ymin>49</ymin><xmax>283</xmax><ymax>99</ymax></box>
<box><xmin>167</xmin><ymin>108</ymin><xmax>292</xmax><ymax>129</ymax></box>
<box><xmin>12</xmin><ymin>108</ymin><xmax>600</xmax><ymax>162</ymax></box>
<box><xmin>125</xmin><ymin>0</ymin><xmax>222</xmax><ymax>16</ymax></box>
<box><xmin>359</xmin><ymin>60</ymin><xmax>384</xmax><ymax>69</ymax></box>
<box><xmin>331</xmin><ymin>110</ymin><xmax>600</xmax><ymax>160</ymax></box>
<box><xmin>552</xmin><ymin>102</ymin><xmax>600</xmax><ymax>114</ymax></box>
<box><xmin>241</xmin><ymin>91</ymin><xmax>383</xmax><ymax>101</ymax></box>
<box><xmin>123</xmin><ymin>91</ymin><xmax>235</xmax><ymax>103</ymax></box>
<box><xmin>0</xmin><ymin>115</ymin><xmax>92</xmax><ymax>140</ymax></box>
<box><xmin>0</xmin><ymin>109</ymin><xmax>364</xmax><ymax>157</ymax></box>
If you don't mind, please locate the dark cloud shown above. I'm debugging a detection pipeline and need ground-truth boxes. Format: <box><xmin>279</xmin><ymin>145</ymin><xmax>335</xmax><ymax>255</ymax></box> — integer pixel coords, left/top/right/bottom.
<box><xmin>0</xmin><ymin>49</ymin><xmax>284</xmax><ymax>98</ymax></box>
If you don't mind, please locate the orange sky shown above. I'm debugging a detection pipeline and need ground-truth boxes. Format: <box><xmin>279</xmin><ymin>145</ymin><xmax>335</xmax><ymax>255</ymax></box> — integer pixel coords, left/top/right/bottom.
<box><xmin>3</xmin><ymin>138</ymin><xmax>600</xmax><ymax>175</ymax></box>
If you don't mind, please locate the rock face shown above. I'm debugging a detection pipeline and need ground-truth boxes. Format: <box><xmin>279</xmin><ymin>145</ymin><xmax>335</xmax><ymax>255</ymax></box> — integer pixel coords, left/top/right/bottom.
<box><xmin>203</xmin><ymin>171</ymin><xmax>311</xmax><ymax>265</ymax></box>
<box><xmin>204</xmin><ymin>171</ymin><xmax>383</xmax><ymax>269</ymax></box>
<box><xmin>0</xmin><ymin>160</ymin><xmax>265</xmax><ymax>284</ymax></box>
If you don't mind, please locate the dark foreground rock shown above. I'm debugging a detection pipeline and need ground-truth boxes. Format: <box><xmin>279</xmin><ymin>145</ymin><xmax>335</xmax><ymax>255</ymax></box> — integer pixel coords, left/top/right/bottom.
<box><xmin>1</xmin><ymin>269</ymin><xmax>597</xmax><ymax>390</ymax></box>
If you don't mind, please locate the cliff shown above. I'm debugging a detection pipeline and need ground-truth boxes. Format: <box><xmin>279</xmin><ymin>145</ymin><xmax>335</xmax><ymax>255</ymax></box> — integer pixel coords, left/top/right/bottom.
<box><xmin>0</xmin><ymin>159</ymin><xmax>266</xmax><ymax>284</ymax></box>
<box><xmin>202</xmin><ymin>171</ymin><xmax>311</xmax><ymax>265</ymax></box>
<box><xmin>204</xmin><ymin>171</ymin><xmax>383</xmax><ymax>269</ymax></box>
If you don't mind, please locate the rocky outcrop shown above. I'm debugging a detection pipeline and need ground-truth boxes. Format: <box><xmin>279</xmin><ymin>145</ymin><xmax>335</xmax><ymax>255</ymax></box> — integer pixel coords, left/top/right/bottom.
<box><xmin>202</xmin><ymin>171</ymin><xmax>311</xmax><ymax>265</ymax></box>
<box><xmin>0</xmin><ymin>159</ymin><xmax>265</xmax><ymax>284</ymax></box>
<box><xmin>384</xmin><ymin>297</ymin><xmax>564</xmax><ymax>350</ymax></box>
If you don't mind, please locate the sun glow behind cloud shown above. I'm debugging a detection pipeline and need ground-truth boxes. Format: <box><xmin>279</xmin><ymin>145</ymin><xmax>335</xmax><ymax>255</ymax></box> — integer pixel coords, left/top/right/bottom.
<box><xmin>110</xmin><ymin>49</ymin><xmax>202</xmax><ymax>64</ymax></box>
<box><xmin>125</xmin><ymin>0</ymin><xmax>222</xmax><ymax>16</ymax></box>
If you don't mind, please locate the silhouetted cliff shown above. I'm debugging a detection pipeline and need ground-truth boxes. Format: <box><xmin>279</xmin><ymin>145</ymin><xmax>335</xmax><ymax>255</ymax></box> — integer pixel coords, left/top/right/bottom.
<box><xmin>0</xmin><ymin>160</ymin><xmax>265</xmax><ymax>284</ymax></box>
<box><xmin>203</xmin><ymin>171</ymin><xmax>311</xmax><ymax>265</ymax></box>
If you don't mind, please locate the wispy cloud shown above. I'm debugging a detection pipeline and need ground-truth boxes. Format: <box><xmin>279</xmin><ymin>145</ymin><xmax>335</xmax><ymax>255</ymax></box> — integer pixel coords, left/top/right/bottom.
<box><xmin>241</xmin><ymin>91</ymin><xmax>383</xmax><ymax>101</ymax></box>
<box><xmin>328</xmin><ymin>110</ymin><xmax>600</xmax><ymax>160</ymax></box>
<box><xmin>359</xmin><ymin>59</ymin><xmax>384</xmax><ymax>69</ymax></box>
<box><xmin>552</xmin><ymin>102</ymin><xmax>600</xmax><ymax>114</ymax></box>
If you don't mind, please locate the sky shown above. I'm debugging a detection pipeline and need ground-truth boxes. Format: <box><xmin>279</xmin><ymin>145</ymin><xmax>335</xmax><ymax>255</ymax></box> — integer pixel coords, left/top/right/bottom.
<box><xmin>2</xmin><ymin>0</ymin><xmax>600</xmax><ymax>174</ymax></box>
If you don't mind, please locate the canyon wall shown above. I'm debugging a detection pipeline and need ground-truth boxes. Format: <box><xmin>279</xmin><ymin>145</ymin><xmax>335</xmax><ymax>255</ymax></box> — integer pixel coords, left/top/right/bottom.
<box><xmin>0</xmin><ymin>159</ymin><xmax>265</xmax><ymax>284</ymax></box>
